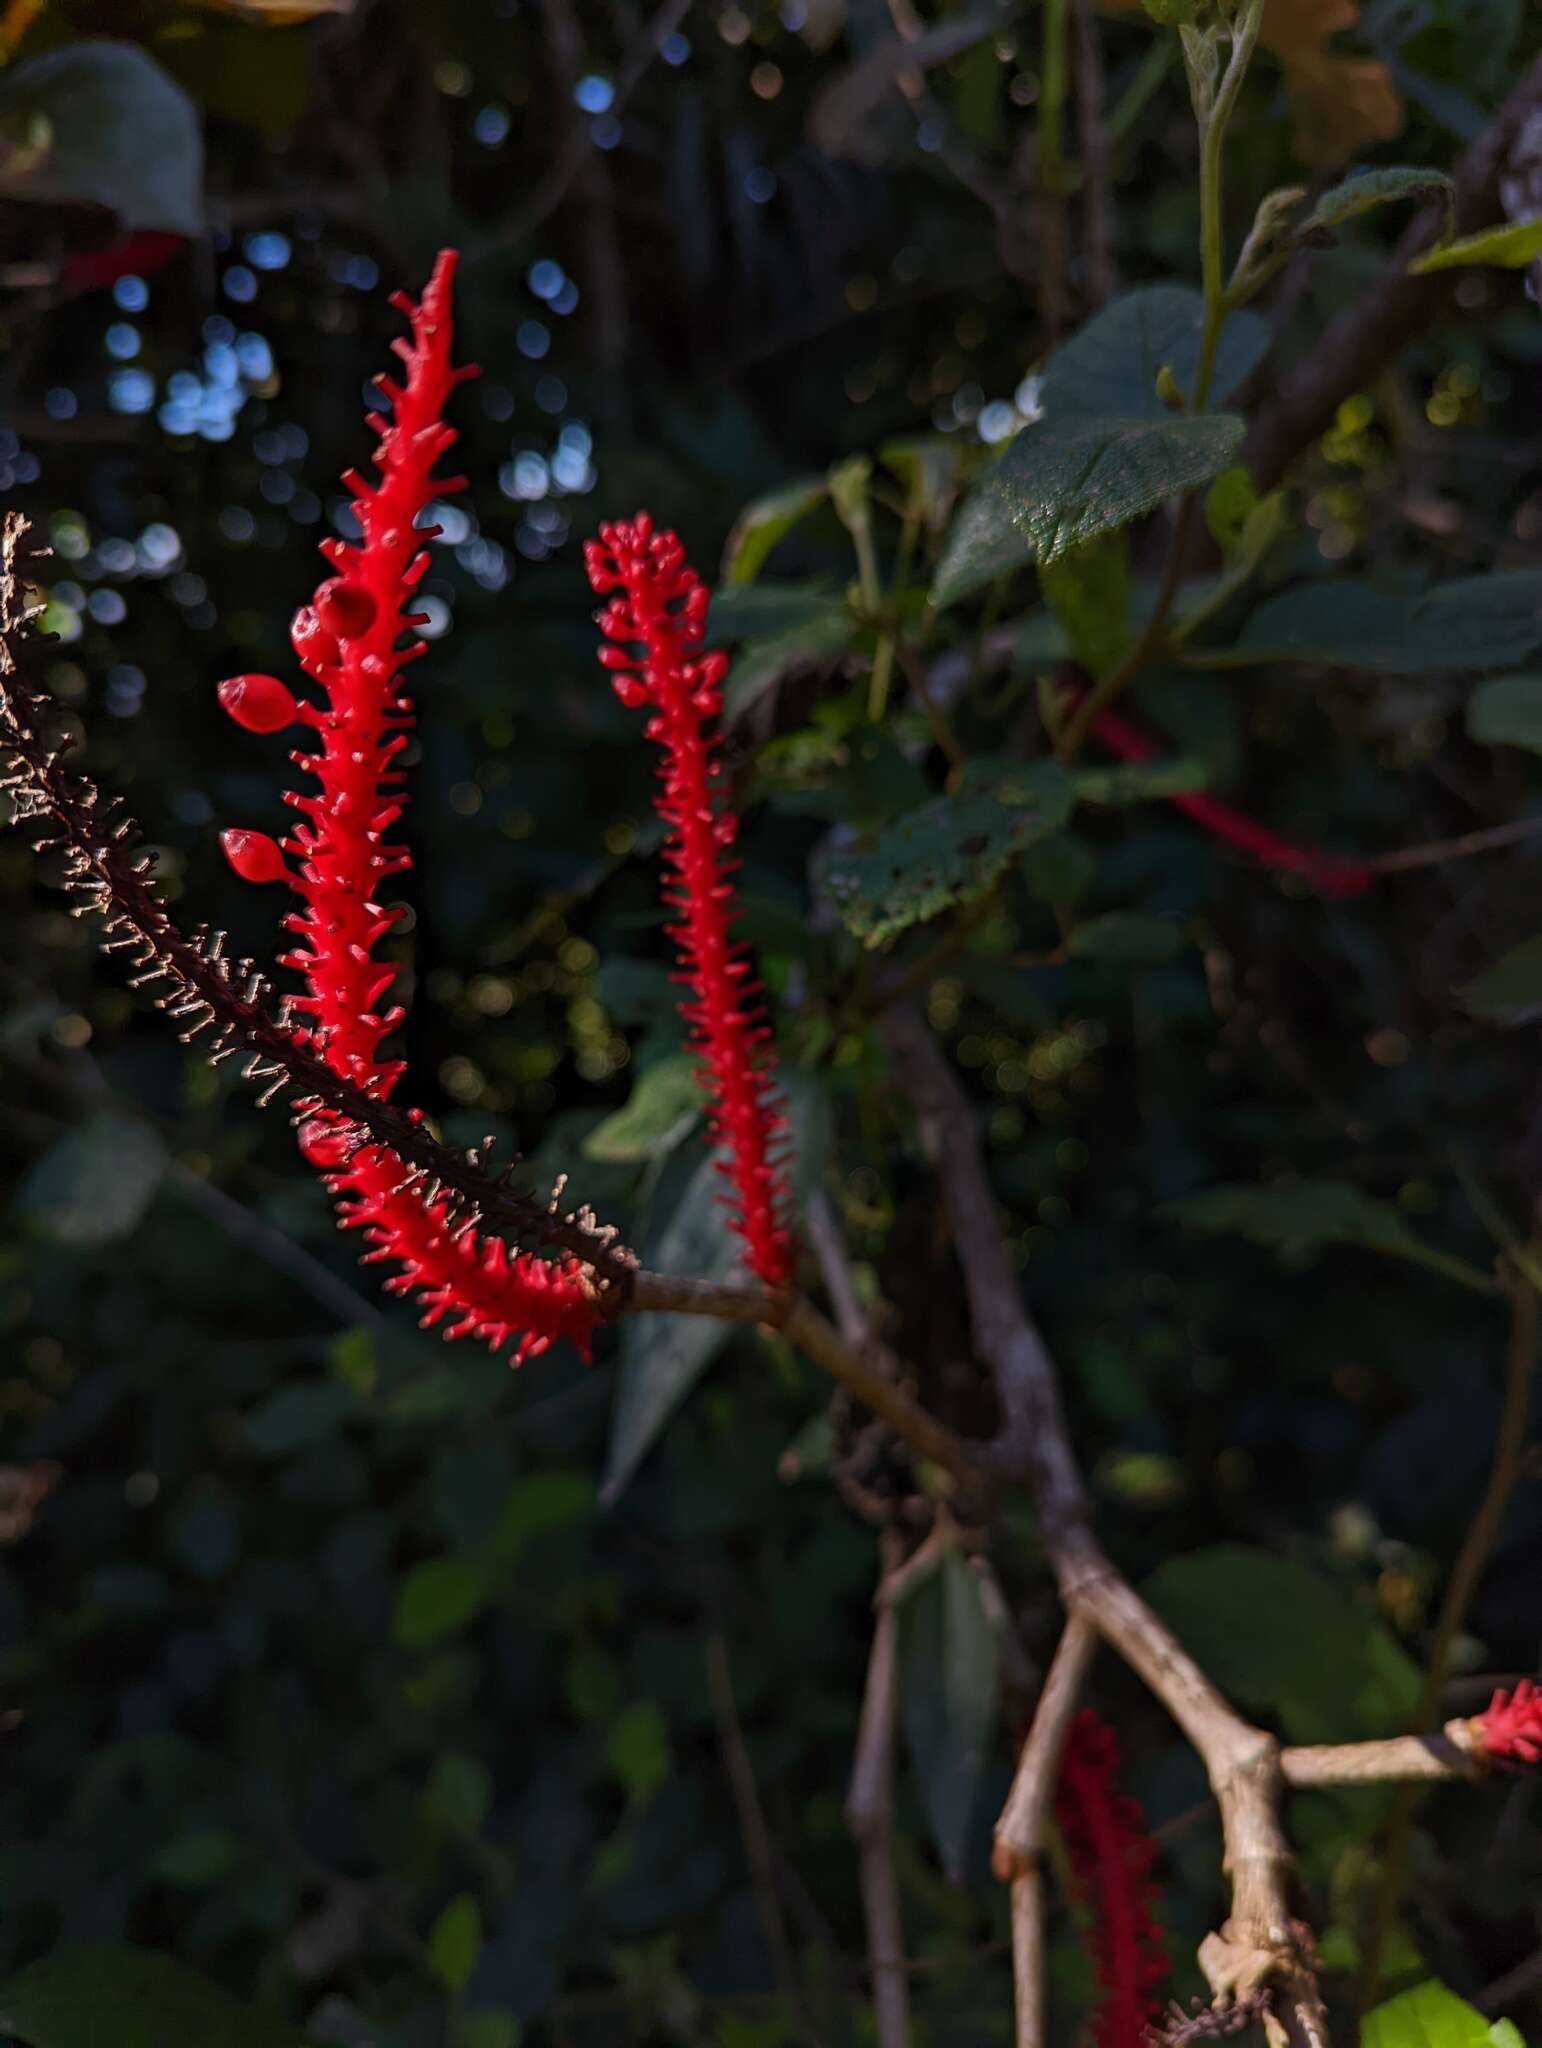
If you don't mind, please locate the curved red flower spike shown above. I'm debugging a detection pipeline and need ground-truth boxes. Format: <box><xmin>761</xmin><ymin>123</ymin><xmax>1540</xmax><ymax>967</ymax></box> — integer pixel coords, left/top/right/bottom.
<box><xmin>585</xmin><ymin>513</ymin><xmax>793</xmax><ymax>1288</ymax></box>
<box><xmin>219</xmin><ymin>250</ymin><xmax>597</xmax><ymax>1365</ymax></box>
<box><xmin>1056</xmin><ymin>1709</ymin><xmax>1167</xmax><ymax>2048</ymax></box>
<box><xmin>1475</xmin><ymin>1679</ymin><xmax>1542</xmax><ymax>1764</ymax></box>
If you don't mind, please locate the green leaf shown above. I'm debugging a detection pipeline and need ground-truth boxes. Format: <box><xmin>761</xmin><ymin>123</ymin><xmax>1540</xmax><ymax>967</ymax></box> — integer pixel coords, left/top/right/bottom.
<box><xmin>1073</xmin><ymin>758</ymin><xmax>1208</xmax><ymax>804</ymax></box>
<box><xmin>393</xmin><ymin>1554</ymin><xmax>491</xmax><ymax>1651</ymax></box>
<box><xmin>1466</xmin><ymin>672</ymin><xmax>1542</xmax><ymax>752</ymax></box>
<box><xmin>1458</xmin><ymin>936</ymin><xmax>1542</xmax><ymax>1021</ymax></box>
<box><xmin>0</xmin><ymin>1944</ymin><xmax>303</xmax><ymax>2048</ymax></box>
<box><xmin>1409</xmin><ymin>217</ymin><xmax>1542</xmax><ymax>275</ymax></box>
<box><xmin>721</xmin><ymin>478</ymin><xmax>829</xmax><ymax>584</ymax></box>
<box><xmin>1305</xmin><ymin>167</ymin><xmax>1454</xmax><ymax>237</ymax></box>
<box><xmin>0</xmin><ymin>43</ymin><xmax>203</xmax><ymax>235</ymax></box>
<box><xmin>879</xmin><ymin>436</ymin><xmax>966</xmax><ymax>529</ymax></box>
<box><xmin>1487</xmin><ymin>2023</ymin><xmax>1524</xmax><ymax>2048</ymax></box>
<box><xmin>1021</xmin><ymin>832</ymin><xmax>1097</xmax><ymax>906</ymax></box>
<box><xmin>896</xmin><ymin>1548</ymin><xmax>1000</xmax><ymax>1883</ymax></box>
<box><xmin>1233</xmin><ymin>573</ymin><xmax>1542</xmax><ymax>673</ymax></box>
<box><xmin>428</xmin><ymin>1893</ymin><xmax>483</xmax><ymax>1995</ymax></box>
<box><xmin>1142</xmin><ymin>1545</ymin><xmax>1420</xmax><ymax>1743</ymax></box>
<box><xmin>458</xmin><ymin>2014</ymin><xmax>521</xmax><ymax>2048</ymax></box>
<box><xmin>931</xmin><ymin>287</ymin><xmax>1266</xmax><ymax>598</ymax></box>
<box><xmin>1067</xmin><ymin>912</ymin><xmax>1184</xmax><ymax>962</ymax></box>
<box><xmin>1039</xmin><ymin>534</ymin><xmax>1133</xmax><ymax>679</ymax></box>
<box><xmin>935</xmin><ymin>411</ymin><xmax>1244</xmax><ymax>590</ymax></box>
<box><xmin>582</xmin><ymin>1055</ymin><xmax>700</xmax><ymax>1164</ymax></box>
<box><xmin>1363</xmin><ymin>1980</ymin><xmax>1504</xmax><ymax>2048</ymax></box>
<box><xmin>824</xmin><ymin>763</ymin><xmax>1073</xmax><ymax>948</ymax></box>
<box><xmin>244</xmin><ymin>1381</ymin><xmax>354</xmax><ymax>1456</ymax></box>
<box><xmin>601</xmin><ymin>1077</ymin><xmax>831</xmax><ymax>1502</ymax></box>
<box><xmin>1165</xmin><ymin>1181</ymin><xmax>1495</xmax><ymax>1293</ymax></box>
<box><xmin>17</xmin><ymin>1112</ymin><xmax>165</xmax><ymax>1248</ymax></box>
<box><xmin>607</xmin><ymin>1698</ymin><xmax>672</xmax><ymax>1805</ymax></box>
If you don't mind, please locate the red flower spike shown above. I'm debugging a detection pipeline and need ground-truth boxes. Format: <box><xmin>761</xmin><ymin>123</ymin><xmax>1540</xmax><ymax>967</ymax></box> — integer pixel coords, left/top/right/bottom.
<box><xmin>222</xmin><ymin>249</ymin><xmax>597</xmax><ymax>1367</ymax></box>
<box><xmin>220</xmin><ymin>828</ymin><xmax>288</xmax><ymax>885</ymax></box>
<box><xmin>585</xmin><ymin>513</ymin><xmax>793</xmax><ymax>1288</ymax></box>
<box><xmin>1056</xmin><ymin>1710</ymin><xmax>1167</xmax><ymax>2048</ymax></box>
<box><xmin>1475</xmin><ymin>1680</ymin><xmax>1542</xmax><ymax>1764</ymax></box>
<box><xmin>218</xmin><ymin>673</ymin><xmax>298</xmax><ymax>735</ymax></box>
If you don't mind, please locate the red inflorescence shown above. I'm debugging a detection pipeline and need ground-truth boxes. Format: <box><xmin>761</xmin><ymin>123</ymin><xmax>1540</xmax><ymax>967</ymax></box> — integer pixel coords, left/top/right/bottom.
<box><xmin>584</xmin><ymin>513</ymin><xmax>793</xmax><ymax>1288</ymax></box>
<box><xmin>219</xmin><ymin>249</ymin><xmax>597</xmax><ymax>1365</ymax></box>
<box><xmin>1086</xmin><ymin>694</ymin><xmax>1374</xmax><ymax>901</ymax></box>
<box><xmin>1475</xmin><ymin>1679</ymin><xmax>1542</xmax><ymax>1764</ymax></box>
<box><xmin>1056</xmin><ymin>1710</ymin><xmax>1168</xmax><ymax>2048</ymax></box>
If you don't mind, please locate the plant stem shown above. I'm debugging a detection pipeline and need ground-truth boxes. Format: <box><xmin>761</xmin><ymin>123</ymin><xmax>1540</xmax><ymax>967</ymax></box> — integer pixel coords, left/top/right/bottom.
<box><xmin>1054</xmin><ymin>498</ymin><xmax>1197</xmax><ymax>761</ymax></box>
<box><xmin>1038</xmin><ymin>0</ymin><xmax>1071</xmax><ymax>340</ymax></box>
<box><xmin>1189</xmin><ymin>0</ymin><xmax>1268</xmax><ymax>410</ymax></box>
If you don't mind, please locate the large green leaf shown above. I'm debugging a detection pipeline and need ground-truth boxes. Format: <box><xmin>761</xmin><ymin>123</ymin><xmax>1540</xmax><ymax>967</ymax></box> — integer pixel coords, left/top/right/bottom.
<box><xmin>1231</xmin><ymin>574</ymin><xmax>1542</xmax><ymax>673</ymax></box>
<box><xmin>17</xmin><ymin>1112</ymin><xmax>165</xmax><ymax>1248</ymax></box>
<box><xmin>824</xmin><ymin>762</ymin><xmax>1073</xmax><ymax>948</ymax></box>
<box><xmin>0</xmin><ymin>43</ymin><xmax>203</xmax><ymax>235</ymax></box>
<box><xmin>896</xmin><ymin>1548</ymin><xmax>1000</xmax><ymax>1883</ymax></box>
<box><xmin>601</xmin><ymin>1075</ymin><xmax>831</xmax><ymax>1503</ymax></box>
<box><xmin>1142</xmin><ymin>1545</ymin><xmax>1420</xmax><ymax>1743</ymax></box>
<box><xmin>1165</xmin><ymin>1180</ymin><xmax>1494</xmax><ymax>1292</ymax></box>
<box><xmin>0</xmin><ymin>1944</ymin><xmax>303</xmax><ymax>2048</ymax></box>
<box><xmin>1363</xmin><ymin>1979</ymin><xmax>1515</xmax><ymax>2048</ymax></box>
<box><xmin>931</xmin><ymin>287</ymin><xmax>1266</xmax><ymax>600</ymax></box>
<box><xmin>1465</xmin><ymin>672</ymin><xmax>1542</xmax><ymax>753</ymax></box>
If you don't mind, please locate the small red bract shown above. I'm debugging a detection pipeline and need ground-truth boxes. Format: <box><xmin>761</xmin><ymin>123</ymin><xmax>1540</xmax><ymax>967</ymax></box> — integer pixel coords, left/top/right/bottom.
<box><xmin>217</xmin><ymin>673</ymin><xmax>298</xmax><ymax>735</ymax></box>
<box><xmin>219</xmin><ymin>828</ymin><xmax>287</xmax><ymax>885</ymax></box>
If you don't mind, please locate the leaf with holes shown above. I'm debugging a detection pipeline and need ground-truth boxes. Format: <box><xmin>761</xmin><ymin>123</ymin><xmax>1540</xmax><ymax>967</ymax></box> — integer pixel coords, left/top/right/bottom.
<box><xmin>824</xmin><ymin>764</ymin><xmax>1072</xmax><ymax>948</ymax></box>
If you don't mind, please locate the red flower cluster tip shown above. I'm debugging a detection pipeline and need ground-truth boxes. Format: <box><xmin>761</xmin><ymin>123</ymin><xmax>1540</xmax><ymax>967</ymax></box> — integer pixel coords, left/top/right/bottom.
<box><xmin>218</xmin><ymin>249</ymin><xmax>597</xmax><ymax>1365</ymax></box>
<box><xmin>585</xmin><ymin>514</ymin><xmax>793</xmax><ymax>1288</ymax></box>
<box><xmin>1056</xmin><ymin>1709</ymin><xmax>1167</xmax><ymax>2048</ymax></box>
<box><xmin>1475</xmin><ymin>1679</ymin><xmax>1542</xmax><ymax>1764</ymax></box>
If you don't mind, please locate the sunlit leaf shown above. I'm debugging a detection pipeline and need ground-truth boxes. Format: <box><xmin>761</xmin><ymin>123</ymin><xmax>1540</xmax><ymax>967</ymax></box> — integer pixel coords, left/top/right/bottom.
<box><xmin>1409</xmin><ymin>217</ymin><xmax>1542</xmax><ymax>275</ymax></box>
<box><xmin>1362</xmin><ymin>1980</ymin><xmax>1506</xmax><ymax>2048</ymax></box>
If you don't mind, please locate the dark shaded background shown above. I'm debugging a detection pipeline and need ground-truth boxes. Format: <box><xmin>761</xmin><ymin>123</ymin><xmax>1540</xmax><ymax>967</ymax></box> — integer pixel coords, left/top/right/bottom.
<box><xmin>2</xmin><ymin>2</ymin><xmax>1542</xmax><ymax>2044</ymax></box>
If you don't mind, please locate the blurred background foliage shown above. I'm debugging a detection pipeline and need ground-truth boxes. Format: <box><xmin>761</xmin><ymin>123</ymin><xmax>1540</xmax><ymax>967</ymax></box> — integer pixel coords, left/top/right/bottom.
<box><xmin>1</xmin><ymin>0</ymin><xmax>1542</xmax><ymax>2043</ymax></box>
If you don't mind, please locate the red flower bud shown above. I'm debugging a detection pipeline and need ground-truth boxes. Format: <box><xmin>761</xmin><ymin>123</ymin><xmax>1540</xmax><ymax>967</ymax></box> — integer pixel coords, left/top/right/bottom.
<box><xmin>217</xmin><ymin>673</ymin><xmax>297</xmax><ymax>734</ymax></box>
<box><xmin>220</xmin><ymin>828</ymin><xmax>287</xmax><ymax>884</ymax></box>
<box><xmin>315</xmin><ymin>578</ymin><xmax>379</xmax><ymax>642</ymax></box>
<box><xmin>290</xmin><ymin>605</ymin><xmax>339</xmax><ymax>671</ymax></box>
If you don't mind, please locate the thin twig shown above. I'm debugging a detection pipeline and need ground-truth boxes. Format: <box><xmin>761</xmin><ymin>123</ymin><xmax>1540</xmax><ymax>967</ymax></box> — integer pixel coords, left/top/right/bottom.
<box><xmin>1363</xmin><ymin>816</ymin><xmax>1542</xmax><ymax>873</ymax></box>
<box><xmin>1070</xmin><ymin>0</ymin><xmax>1115</xmax><ymax>310</ymax></box>
<box><xmin>1280</xmin><ymin>1730</ymin><xmax>1481</xmax><ymax>1789</ymax></box>
<box><xmin>994</xmin><ymin>1615</ymin><xmax>1099</xmax><ymax>1881</ymax></box>
<box><xmin>705</xmin><ymin>1633</ymin><xmax>810</xmax><ymax>2030</ymax></box>
<box><xmin>847</xmin><ymin>1530</ymin><xmax>912</xmax><ymax>2048</ymax></box>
